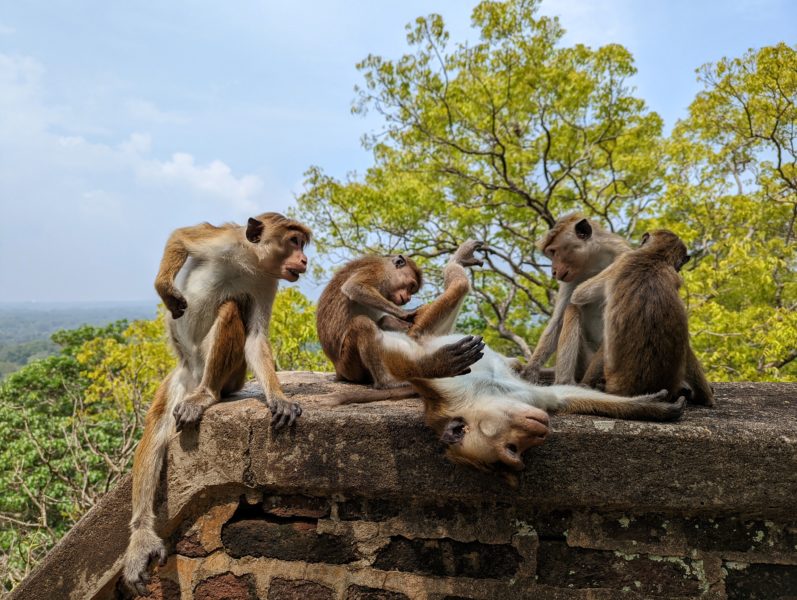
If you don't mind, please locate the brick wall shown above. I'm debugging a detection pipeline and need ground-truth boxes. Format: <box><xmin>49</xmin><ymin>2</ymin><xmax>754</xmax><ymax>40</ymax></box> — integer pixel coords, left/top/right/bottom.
<box><xmin>9</xmin><ymin>375</ymin><xmax>797</xmax><ymax>600</ymax></box>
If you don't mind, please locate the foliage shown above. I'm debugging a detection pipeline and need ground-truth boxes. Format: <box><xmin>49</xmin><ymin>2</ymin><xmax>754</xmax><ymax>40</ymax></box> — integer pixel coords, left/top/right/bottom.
<box><xmin>0</xmin><ymin>289</ymin><xmax>328</xmax><ymax>591</ymax></box>
<box><xmin>271</xmin><ymin>288</ymin><xmax>331</xmax><ymax>371</ymax></box>
<box><xmin>297</xmin><ymin>0</ymin><xmax>664</xmax><ymax>358</ymax></box>
<box><xmin>654</xmin><ymin>43</ymin><xmax>797</xmax><ymax>380</ymax></box>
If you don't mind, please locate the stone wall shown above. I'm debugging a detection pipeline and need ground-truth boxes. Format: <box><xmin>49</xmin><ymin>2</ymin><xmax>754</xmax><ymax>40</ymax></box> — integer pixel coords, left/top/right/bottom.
<box><xmin>9</xmin><ymin>374</ymin><xmax>797</xmax><ymax>600</ymax></box>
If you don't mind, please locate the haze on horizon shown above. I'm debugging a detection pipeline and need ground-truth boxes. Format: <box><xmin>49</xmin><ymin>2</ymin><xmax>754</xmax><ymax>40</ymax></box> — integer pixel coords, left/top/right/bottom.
<box><xmin>1</xmin><ymin>0</ymin><xmax>794</xmax><ymax>303</ymax></box>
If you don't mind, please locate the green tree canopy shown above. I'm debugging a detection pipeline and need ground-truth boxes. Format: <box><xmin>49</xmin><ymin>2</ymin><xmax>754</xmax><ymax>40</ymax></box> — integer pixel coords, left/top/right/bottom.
<box><xmin>298</xmin><ymin>0</ymin><xmax>664</xmax><ymax>356</ymax></box>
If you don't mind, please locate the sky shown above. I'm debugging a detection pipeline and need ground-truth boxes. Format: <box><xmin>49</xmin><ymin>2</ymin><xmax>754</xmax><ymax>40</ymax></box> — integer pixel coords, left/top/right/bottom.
<box><xmin>0</xmin><ymin>0</ymin><xmax>794</xmax><ymax>303</ymax></box>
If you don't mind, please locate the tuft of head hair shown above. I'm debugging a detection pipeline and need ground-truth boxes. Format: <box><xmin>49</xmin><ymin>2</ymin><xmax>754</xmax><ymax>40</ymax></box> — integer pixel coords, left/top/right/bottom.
<box><xmin>641</xmin><ymin>230</ymin><xmax>689</xmax><ymax>269</ymax></box>
<box><xmin>254</xmin><ymin>212</ymin><xmax>312</xmax><ymax>243</ymax></box>
<box><xmin>537</xmin><ymin>213</ymin><xmax>589</xmax><ymax>251</ymax></box>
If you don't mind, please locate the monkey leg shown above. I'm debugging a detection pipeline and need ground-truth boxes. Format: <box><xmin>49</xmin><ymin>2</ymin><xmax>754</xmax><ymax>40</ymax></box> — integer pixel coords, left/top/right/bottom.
<box><xmin>684</xmin><ymin>344</ymin><xmax>715</xmax><ymax>406</ymax></box>
<box><xmin>554</xmin><ymin>386</ymin><xmax>685</xmax><ymax>422</ymax></box>
<box><xmin>336</xmin><ymin>316</ymin><xmax>400</xmax><ymax>387</ymax></box>
<box><xmin>380</xmin><ymin>334</ymin><xmax>485</xmax><ymax>382</ymax></box>
<box><xmin>409</xmin><ymin>263</ymin><xmax>471</xmax><ymax>338</ymax></box>
<box><xmin>554</xmin><ymin>304</ymin><xmax>588</xmax><ymax>384</ymax></box>
<box><xmin>173</xmin><ymin>300</ymin><xmax>246</xmax><ymax>431</ymax></box>
<box><xmin>123</xmin><ymin>373</ymin><xmax>176</xmax><ymax>594</ymax></box>
<box><xmin>580</xmin><ymin>345</ymin><xmax>605</xmax><ymax>389</ymax></box>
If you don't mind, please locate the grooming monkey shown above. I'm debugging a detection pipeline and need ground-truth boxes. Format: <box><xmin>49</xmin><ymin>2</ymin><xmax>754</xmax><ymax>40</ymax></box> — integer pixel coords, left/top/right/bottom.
<box><xmin>122</xmin><ymin>213</ymin><xmax>311</xmax><ymax>594</ymax></box>
<box><xmin>571</xmin><ymin>230</ymin><xmax>714</xmax><ymax>405</ymax></box>
<box><xmin>522</xmin><ymin>214</ymin><xmax>631</xmax><ymax>385</ymax></box>
<box><xmin>316</xmin><ymin>253</ymin><xmax>424</xmax><ymax>388</ymax></box>
<box><xmin>322</xmin><ymin>241</ymin><xmax>685</xmax><ymax>480</ymax></box>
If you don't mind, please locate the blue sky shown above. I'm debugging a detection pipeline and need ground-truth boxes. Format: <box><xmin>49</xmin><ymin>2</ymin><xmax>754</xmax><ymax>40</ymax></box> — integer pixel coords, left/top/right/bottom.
<box><xmin>1</xmin><ymin>0</ymin><xmax>794</xmax><ymax>302</ymax></box>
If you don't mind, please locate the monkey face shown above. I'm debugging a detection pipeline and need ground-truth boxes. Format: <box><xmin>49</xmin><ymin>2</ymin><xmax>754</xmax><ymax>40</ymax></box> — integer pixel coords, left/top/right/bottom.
<box><xmin>279</xmin><ymin>231</ymin><xmax>309</xmax><ymax>282</ymax></box>
<box><xmin>388</xmin><ymin>255</ymin><xmax>421</xmax><ymax>305</ymax></box>
<box><xmin>440</xmin><ymin>401</ymin><xmax>549</xmax><ymax>473</ymax></box>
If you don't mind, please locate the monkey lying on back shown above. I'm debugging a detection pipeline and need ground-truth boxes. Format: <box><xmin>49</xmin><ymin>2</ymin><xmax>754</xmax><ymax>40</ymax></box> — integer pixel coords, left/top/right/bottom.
<box><xmin>321</xmin><ymin>241</ymin><xmax>685</xmax><ymax>481</ymax></box>
<box><xmin>571</xmin><ymin>229</ymin><xmax>714</xmax><ymax>404</ymax></box>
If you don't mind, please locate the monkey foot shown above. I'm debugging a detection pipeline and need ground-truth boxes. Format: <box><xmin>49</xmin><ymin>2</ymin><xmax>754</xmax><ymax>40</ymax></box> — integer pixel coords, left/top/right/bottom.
<box><xmin>430</xmin><ymin>335</ymin><xmax>485</xmax><ymax>379</ymax></box>
<box><xmin>122</xmin><ymin>529</ymin><xmax>167</xmax><ymax>596</ymax></box>
<box><xmin>634</xmin><ymin>389</ymin><xmax>686</xmax><ymax>421</ymax></box>
<box><xmin>173</xmin><ymin>391</ymin><xmax>215</xmax><ymax>431</ymax></box>
<box><xmin>268</xmin><ymin>397</ymin><xmax>302</xmax><ymax>429</ymax></box>
<box><xmin>452</xmin><ymin>239</ymin><xmax>486</xmax><ymax>268</ymax></box>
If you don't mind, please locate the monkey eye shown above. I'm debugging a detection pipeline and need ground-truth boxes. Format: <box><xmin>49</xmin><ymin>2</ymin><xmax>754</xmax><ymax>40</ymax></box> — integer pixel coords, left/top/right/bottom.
<box><xmin>394</xmin><ymin>255</ymin><xmax>407</xmax><ymax>268</ymax></box>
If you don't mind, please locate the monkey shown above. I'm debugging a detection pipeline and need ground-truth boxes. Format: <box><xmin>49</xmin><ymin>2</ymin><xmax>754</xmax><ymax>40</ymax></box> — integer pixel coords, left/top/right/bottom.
<box><xmin>122</xmin><ymin>212</ymin><xmax>311</xmax><ymax>594</ymax></box>
<box><xmin>321</xmin><ymin>240</ymin><xmax>685</xmax><ymax>482</ymax></box>
<box><xmin>570</xmin><ymin>229</ymin><xmax>714</xmax><ymax>405</ymax></box>
<box><xmin>522</xmin><ymin>214</ymin><xmax>631</xmax><ymax>385</ymax></box>
<box><xmin>316</xmin><ymin>253</ymin><xmax>424</xmax><ymax>389</ymax></box>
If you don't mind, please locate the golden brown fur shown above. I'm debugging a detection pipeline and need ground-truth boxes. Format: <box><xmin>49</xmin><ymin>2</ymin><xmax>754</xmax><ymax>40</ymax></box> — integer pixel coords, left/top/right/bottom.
<box><xmin>523</xmin><ymin>214</ymin><xmax>631</xmax><ymax>384</ymax></box>
<box><xmin>123</xmin><ymin>213</ymin><xmax>311</xmax><ymax>594</ymax></box>
<box><xmin>316</xmin><ymin>254</ymin><xmax>423</xmax><ymax>387</ymax></box>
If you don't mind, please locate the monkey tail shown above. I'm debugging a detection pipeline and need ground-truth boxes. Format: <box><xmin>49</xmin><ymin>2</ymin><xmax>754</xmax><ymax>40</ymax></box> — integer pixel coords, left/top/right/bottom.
<box><xmin>319</xmin><ymin>384</ymin><xmax>418</xmax><ymax>406</ymax></box>
<box><xmin>122</xmin><ymin>372</ymin><xmax>179</xmax><ymax>592</ymax></box>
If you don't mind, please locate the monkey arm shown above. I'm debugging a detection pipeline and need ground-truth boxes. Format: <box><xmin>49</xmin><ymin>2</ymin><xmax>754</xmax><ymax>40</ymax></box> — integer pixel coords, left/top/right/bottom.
<box><xmin>154</xmin><ymin>224</ymin><xmax>219</xmax><ymax>319</ymax></box>
<box><xmin>341</xmin><ymin>276</ymin><xmax>410</xmax><ymax>319</ymax></box>
<box><xmin>523</xmin><ymin>283</ymin><xmax>575</xmax><ymax>381</ymax></box>
<box><xmin>245</xmin><ymin>332</ymin><xmax>302</xmax><ymax>429</ymax></box>
<box><xmin>378</xmin><ymin>314</ymin><xmax>413</xmax><ymax>332</ymax></box>
<box><xmin>409</xmin><ymin>262</ymin><xmax>471</xmax><ymax>338</ymax></box>
<box><xmin>570</xmin><ymin>270</ymin><xmax>611</xmax><ymax>306</ymax></box>
<box><xmin>685</xmin><ymin>344</ymin><xmax>715</xmax><ymax>407</ymax></box>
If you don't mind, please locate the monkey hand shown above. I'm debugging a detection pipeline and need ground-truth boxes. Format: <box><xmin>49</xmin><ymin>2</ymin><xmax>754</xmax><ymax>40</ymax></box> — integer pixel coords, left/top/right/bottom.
<box><xmin>163</xmin><ymin>288</ymin><xmax>188</xmax><ymax>319</ymax></box>
<box><xmin>521</xmin><ymin>363</ymin><xmax>542</xmax><ymax>384</ymax></box>
<box><xmin>451</xmin><ymin>239</ymin><xmax>486</xmax><ymax>268</ymax></box>
<box><xmin>378</xmin><ymin>314</ymin><xmax>413</xmax><ymax>332</ymax></box>
<box><xmin>425</xmin><ymin>335</ymin><xmax>485</xmax><ymax>379</ymax></box>
<box><xmin>267</xmin><ymin>395</ymin><xmax>302</xmax><ymax>430</ymax></box>
<box><xmin>122</xmin><ymin>529</ymin><xmax>167</xmax><ymax>596</ymax></box>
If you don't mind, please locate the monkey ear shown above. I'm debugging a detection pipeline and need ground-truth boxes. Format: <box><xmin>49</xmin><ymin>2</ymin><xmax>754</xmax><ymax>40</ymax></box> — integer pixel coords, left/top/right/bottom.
<box><xmin>640</xmin><ymin>232</ymin><xmax>651</xmax><ymax>246</ymax></box>
<box><xmin>440</xmin><ymin>417</ymin><xmax>467</xmax><ymax>446</ymax></box>
<box><xmin>246</xmin><ymin>218</ymin><xmax>265</xmax><ymax>243</ymax></box>
<box><xmin>393</xmin><ymin>255</ymin><xmax>407</xmax><ymax>268</ymax></box>
<box><xmin>574</xmin><ymin>219</ymin><xmax>592</xmax><ymax>240</ymax></box>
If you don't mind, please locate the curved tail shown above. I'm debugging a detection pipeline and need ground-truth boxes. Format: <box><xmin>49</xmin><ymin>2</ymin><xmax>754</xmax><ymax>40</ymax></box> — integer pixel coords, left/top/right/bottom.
<box><xmin>122</xmin><ymin>373</ymin><xmax>177</xmax><ymax>594</ymax></box>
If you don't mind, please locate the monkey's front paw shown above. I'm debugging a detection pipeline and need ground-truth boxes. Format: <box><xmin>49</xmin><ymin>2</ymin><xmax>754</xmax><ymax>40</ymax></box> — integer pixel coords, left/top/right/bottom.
<box><xmin>452</xmin><ymin>239</ymin><xmax>486</xmax><ymax>268</ymax></box>
<box><xmin>431</xmin><ymin>335</ymin><xmax>485</xmax><ymax>378</ymax></box>
<box><xmin>521</xmin><ymin>365</ymin><xmax>542</xmax><ymax>384</ymax></box>
<box><xmin>164</xmin><ymin>290</ymin><xmax>188</xmax><ymax>319</ymax></box>
<box><xmin>123</xmin><ymin>529</ymin><xmax>167</xmax><ymax>596</ymax></box>
<box><xmin>268</xmin><ymin>397</ymin><xmax>302</xmax><ymax>430</ymax></box>
<box><xmin>173</xmin><ymin>399</ymin><xmax>206</xmax><ymax>432</ymax></box>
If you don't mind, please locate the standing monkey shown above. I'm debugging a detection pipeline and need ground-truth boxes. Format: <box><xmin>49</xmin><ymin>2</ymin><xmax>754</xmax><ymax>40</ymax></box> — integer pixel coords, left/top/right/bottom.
<box><xmin>122</xmin><ymin>213</ymin><xmax>311</xmax><ymax>593</ymax></box>
<box><xmin>571</xmin><ymin>230</ymin><xmax>714</xmax><ymax>405</ymax></box>
<box><xmin>522</xmin><ymin>214</ymin><xmax>630</xmax><ymax>385</ymax></box>
<box><xmin>316</xmin><ymin>253</ymin><xmax>424</xmax><ymax>388</ymax></box>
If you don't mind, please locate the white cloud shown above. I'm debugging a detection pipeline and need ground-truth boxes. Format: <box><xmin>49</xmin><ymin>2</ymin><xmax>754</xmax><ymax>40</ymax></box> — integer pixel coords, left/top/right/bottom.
<box><xmin>138</xmin><ymin>152</ymin><xmax>262</xmax><ymax>213</ymax></box>
<box><xmin>125</xmin><ymin>98</ymin><xmax>188</xmax><ymax>125</ymax></box>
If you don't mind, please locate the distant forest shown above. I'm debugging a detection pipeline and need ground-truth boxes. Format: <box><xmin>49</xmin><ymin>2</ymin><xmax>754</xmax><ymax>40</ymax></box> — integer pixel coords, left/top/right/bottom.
<box><xmin>0</xmin><ymin>303</ymin><xmax>156</xmax><ymax>377</ymax></box>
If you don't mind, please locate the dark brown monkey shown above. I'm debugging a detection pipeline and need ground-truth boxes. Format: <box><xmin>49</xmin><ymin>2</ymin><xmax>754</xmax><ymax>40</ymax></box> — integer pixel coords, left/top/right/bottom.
<box><xmin>316</xmin><ymin>253</ymin><xmax>423</xmax><ymax>388</ymax></box>
<box><xmin>571</xmin><ymin>230</ymin><xmax>714</xmax><ymax>405</ymax></box>
<box><xmin>122</xmin><ymin>213</ymin><xmax>311</xmax><ymax>594</ymax></box>
<box><xmin>523</xmin><ymin>214</ymin><xmax>631</xmax><ymax>385</ymax></box>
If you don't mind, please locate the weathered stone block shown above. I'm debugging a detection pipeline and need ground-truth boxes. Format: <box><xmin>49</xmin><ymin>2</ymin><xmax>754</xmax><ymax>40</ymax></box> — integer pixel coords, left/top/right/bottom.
<box><xmin>373</xmin><ymin>536</ymin><xmax>522</xmax><ymax>579</ymax></box>
<box><xmin>536</xmin><ymin>541</ymin><xmax>703</xmax><ymax>596</ymax></box>
<box><xmin>345</xmin><ymin>585</ymin><xmax>409</xmax><ymax>600</ymax></box>
<box><xmin>222</xmin><ymin>518</ymin><xmax>357</xmax><ymax>563</ymax></box>
<box><xmin>194</xmin><ymin>573</ymin><xmax>255</xmax><ymax>600</ymax></box>
<box><xmin>263</xmin><ymin>494</ymin><xmax>330</xmax><ymax>519</ymax></box>
<box><xmin>267</xmin><ymin>578</ymin><xmax>334</xmax><ymax>600</ymax></box>
<box><xmin>724</xmin><ymin>562</ymin><xmax>797</xmax><ymax>599</ymax></box>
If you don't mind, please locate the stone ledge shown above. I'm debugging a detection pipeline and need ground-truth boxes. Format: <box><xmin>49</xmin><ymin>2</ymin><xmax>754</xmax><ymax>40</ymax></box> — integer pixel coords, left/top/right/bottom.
<box><xmin>9</xmin><ymin>374</ymin><xmax>797</xmax><ymax>600</ymax></box>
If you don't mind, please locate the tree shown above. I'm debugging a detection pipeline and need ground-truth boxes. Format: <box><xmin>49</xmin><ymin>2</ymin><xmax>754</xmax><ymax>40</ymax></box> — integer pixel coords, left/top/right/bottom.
<box><xmin>656</xmin><ymin>43</ymin><xmax>796</xmax><ymax>380</ymax></box>
<box><xmin>297</xmin><ymin>0</ymin><xmax>664</xmax><ymax>357</ymax></box>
